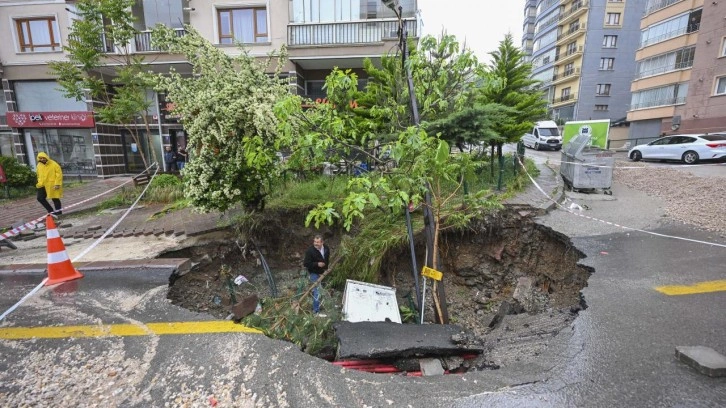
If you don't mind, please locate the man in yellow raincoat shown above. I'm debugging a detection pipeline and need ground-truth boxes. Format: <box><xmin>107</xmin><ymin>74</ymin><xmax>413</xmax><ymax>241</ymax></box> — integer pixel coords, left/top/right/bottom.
<box><xmin>36</xmin><ymin>152</ymin><xmax>63</xmax><ymax>217</ymax></box>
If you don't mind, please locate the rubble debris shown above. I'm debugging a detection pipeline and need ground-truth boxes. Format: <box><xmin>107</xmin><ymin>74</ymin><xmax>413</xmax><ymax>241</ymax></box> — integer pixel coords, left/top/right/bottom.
<box><xmin>231</xmin><ymin>294</ymin><xmax>259</xmax><ymax>320</ymax></box>
<box><xmin>419</xmin><ymin>358</ymin><xmax>445</xmax><ymax>376</ymax></box>
<box><xmin>334</xmin><ymin>321</ymin><xmax>483</xmax><ymax>360</ymax></box>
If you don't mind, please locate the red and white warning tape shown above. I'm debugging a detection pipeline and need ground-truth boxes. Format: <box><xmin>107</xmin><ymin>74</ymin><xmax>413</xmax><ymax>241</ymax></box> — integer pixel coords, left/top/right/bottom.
<box><xmin>0</xmin><ymin>164</ymin><xmax>160</xmax><ymax>322</ymax></box>
<box><xmin>518</xmin><ymin>157</ymin><xmax>726</xmax><ymax>249</ymax></box>
<box><xmin>0</xmin><ymin>164</ymin><xmax>158</xmax><ymax>241</ymax></box>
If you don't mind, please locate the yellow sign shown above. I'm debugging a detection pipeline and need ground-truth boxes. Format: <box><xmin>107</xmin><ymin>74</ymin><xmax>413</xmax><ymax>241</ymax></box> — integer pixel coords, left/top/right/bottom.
<box><xmin>421</xmin><ymin>266</ymin><xmax>443</xmax><ymax>281</ymax></box>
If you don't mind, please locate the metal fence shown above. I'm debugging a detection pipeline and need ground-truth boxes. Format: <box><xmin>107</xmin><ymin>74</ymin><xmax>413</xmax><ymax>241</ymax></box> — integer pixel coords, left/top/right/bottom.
<box><xmin>606</xmin><ymin>136</ymin><xmax>660</xmax><ymax>150</ymax></box>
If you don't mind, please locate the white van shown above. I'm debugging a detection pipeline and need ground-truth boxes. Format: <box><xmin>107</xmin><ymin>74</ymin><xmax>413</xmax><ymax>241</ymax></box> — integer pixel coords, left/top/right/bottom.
<box><xmin>521</xmin><ymin>120</ymin><xmax>563</xmax><ymax>151</ymax></box>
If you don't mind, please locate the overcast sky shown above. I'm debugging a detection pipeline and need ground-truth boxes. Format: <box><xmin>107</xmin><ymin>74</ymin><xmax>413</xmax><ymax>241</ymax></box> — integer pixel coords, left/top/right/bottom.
<box><xmin>417</xmin><ymin>0</ymin><xmax>525</xmax><ymax>64</ymax></box>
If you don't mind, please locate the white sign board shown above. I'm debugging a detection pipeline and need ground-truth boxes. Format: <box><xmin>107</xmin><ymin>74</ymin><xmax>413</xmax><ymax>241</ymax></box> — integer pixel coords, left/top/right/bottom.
<box><xmin>342</xmin><ymin>279</ymin><xmax>401</xmax><ymax>323</ymax></box>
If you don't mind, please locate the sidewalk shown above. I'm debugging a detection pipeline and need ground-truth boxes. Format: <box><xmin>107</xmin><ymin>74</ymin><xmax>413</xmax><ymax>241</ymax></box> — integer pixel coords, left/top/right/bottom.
<box><xmin>505</xmin><ymin>162</ymin><xmax>563</xmax><ymax>212</ymax></box>
<box><xmin>0</xmin><ymin>177</ymin><xmax>132</xmax><ymax>229</ymax></box>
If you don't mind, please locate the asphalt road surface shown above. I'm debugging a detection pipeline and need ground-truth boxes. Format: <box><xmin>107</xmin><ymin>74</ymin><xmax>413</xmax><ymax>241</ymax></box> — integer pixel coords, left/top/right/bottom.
<box><xmin>1</xmin><ymin>150</ymin><xmax>725</xmax><ymax>406</ymax></box>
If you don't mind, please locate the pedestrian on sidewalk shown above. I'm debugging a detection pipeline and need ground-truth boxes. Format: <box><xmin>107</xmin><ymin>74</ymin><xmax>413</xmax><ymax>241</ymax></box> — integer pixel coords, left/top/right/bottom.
<box><xmin>303</xmin><ymin>234</ymin><xmax>330</xmax><ymax>315</ymax></box>
<box><xmin>35</xmin><ymin>152</ymin><xmax>63</xmax><ymax>217</ymax></box>
<box><xmin>164</xmin><ymin>146</ymin><xmax>177</xmax><ymax>173</ymax></box>
<box><xmin>176</xmin><ymin>145</ymin><xmax>187</xmax><ymax>172</ymax></box>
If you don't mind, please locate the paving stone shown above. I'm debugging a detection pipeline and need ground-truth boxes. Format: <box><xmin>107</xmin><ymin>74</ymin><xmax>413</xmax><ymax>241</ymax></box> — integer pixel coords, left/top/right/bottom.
<box><xmin>676</xmin><ymin>346</ymin><xmax>726</xmax><ymax>377</ymax></box>
<box><xmin>173</xmin><ymin>230</ymin><xmax>185</xmax><ymax>237</ymax></box>
<box><xmin>87</xmin><ymin>225</ymin><xmax>103</xmax><ymax>231</ymax></box>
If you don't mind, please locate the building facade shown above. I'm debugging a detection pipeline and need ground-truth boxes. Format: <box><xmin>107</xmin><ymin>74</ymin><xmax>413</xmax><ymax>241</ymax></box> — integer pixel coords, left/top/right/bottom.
<box><xmin>627</xmin><ymin>0</ymin><xmax>725</xmax><ymax>138</ymax></box>
<box><xmin>0</xmin><ymin>0</ymin><xmax>417</xmax><ymax>177</ymax></box>
<box><xmin>526</xmin><ymin>0</ymin><xmax>646</xmax><ymax>124</ymax></box>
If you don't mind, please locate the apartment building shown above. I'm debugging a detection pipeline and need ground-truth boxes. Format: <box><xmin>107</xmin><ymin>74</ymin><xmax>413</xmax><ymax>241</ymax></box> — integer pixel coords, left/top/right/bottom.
<box><xmin>522</xmin><ymin>0</ymin><xmax>537</xmax><ymax>59</ymax></box>
<box><xmin>0</xmin><ymin>0</ymin><xmax>417</xmax><ymax>177</ymax></box>
<box><xmin>627</xmin><ymin>0</ymin><xmax>725</xmax><ymax>137</ymax></box>
<box><xmin>526</xmin><ymin>0</ymin><xmax>646</xmax><ymax>123</ymax></box>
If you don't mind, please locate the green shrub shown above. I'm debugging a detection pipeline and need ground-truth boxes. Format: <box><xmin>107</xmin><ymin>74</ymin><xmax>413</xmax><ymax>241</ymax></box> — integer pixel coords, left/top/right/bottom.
<box><xmin>150</xmin><ymin>173</ymin><xmax>181</xmax><ymax>188</ymax></box>
<box><xmin>0</xmin><ymin>156</ymin><xmax>36</xmax><ymax>188</ymax></box>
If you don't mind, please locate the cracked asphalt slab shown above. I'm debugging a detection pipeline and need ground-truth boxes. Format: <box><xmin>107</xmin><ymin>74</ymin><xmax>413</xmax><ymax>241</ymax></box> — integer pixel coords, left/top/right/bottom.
<box><xmin>2</xmin><ymin>161</ymin><xmax>726</xmax><ymax>406</ymax></box>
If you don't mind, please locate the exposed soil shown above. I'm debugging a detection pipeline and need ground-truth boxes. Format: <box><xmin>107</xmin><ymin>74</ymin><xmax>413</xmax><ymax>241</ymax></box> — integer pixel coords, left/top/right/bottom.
<box><xmin>163</xmin><ymin>205</ymin><xmax>592</xmax><ymax>370</ymax></box>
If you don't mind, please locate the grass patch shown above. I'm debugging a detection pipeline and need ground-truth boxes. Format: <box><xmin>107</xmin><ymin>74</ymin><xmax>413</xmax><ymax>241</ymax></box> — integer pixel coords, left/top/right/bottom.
<box><xmin>266</xmin><ymin>175</ymin><xmax>349</xmax><ymax>210</ymax></box>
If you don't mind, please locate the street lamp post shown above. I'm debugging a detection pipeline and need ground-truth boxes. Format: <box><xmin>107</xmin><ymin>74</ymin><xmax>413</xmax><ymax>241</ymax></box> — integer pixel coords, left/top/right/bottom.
<box><xmin>382</xmin><ymin>0</ymin><xmax>449</xmax><ymax>324</ymax></box>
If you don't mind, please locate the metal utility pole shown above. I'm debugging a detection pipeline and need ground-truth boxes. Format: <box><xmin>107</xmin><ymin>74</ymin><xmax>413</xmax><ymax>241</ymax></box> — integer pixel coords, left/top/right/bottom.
<box><xmin>384</xmin><ymin>0</ymin><xmax>448</xmax><ymax>324</ymax></box>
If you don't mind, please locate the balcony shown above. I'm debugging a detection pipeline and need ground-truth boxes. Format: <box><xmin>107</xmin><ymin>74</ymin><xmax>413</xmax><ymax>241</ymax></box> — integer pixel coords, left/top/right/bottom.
<box><xmin>630</xmin><ymin>96</ymin><xmax>686</xmax><ymax>110</ymax></box>
<box><xmin>640</xmin><ymin>24</ymin><xmax>699</xmax><ymax>48</ymax></box>
<box><xmin>556</xmin><ymin>23</ymin><xmax>586</xmax><ymax>45</ymax></box>
<box><xmin>558</xmin><ymin>1</ymin><xmax>589</xmax><ymax>25</ymax></box>
<box><xmin>645</xmin><ymin>0</ymin><xmax>683</xmax><ymax>16</ymax></box>
<box><xmin>551</xmin><ymin>67</ymin><xmax>581</xmax><ymax>85</ymax></box>
<box><xmin>288</xmin><ymin>19</ymin><xmax>417</xmax><ymax>47</ymax></box>
<box><xmin>100</xmin><ymin>28</ymin><xmax>187</xmax><ymax>54</ymax></box>
<box><xmin>551</xmin><ymin>92</ymin><xmax>577</xmax><ymax>107</ymax></box>
<box><xmin>554</xmin><ymin>45</ymin><xmax>583</xmax><ymax>64</ymax></box>
<box><xmin>534</xmin><ymin>13</ymin><xmax>560</xmax><ymax>35</ymax></box>
<box><xmin>635</xmin><ymin>60</ymin><xmax>693</xmax><ymax>79</ymax></box>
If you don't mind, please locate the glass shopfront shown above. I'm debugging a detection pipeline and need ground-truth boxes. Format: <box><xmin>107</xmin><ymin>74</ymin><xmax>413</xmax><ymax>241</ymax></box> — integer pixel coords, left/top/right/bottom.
<box><xmin>24</xmin><ymin>129</ymin><xmax>95</xmax><ymax>174</ymax></box>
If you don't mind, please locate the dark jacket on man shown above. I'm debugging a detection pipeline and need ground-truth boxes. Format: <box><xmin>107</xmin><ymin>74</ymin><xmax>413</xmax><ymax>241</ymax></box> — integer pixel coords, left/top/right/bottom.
<box><xmin>303</xmin><ymin>244</ymin><xmax>330</xmax><ymax>275</ymax></box>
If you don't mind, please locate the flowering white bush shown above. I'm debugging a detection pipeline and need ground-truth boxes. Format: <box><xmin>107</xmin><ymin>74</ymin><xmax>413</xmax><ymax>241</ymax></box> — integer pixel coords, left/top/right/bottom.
<box><xmin>148</xmin><ymin>26</ymin><xmax>302</xmax><ymax>212</ymax></box>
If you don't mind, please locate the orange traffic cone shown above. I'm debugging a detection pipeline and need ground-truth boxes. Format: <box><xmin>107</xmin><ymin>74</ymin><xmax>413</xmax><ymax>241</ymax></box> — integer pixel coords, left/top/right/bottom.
<box><xmin>44</xmin><ymin>215</ymin><xmax>83</xmax><ymax>286</ymax></box>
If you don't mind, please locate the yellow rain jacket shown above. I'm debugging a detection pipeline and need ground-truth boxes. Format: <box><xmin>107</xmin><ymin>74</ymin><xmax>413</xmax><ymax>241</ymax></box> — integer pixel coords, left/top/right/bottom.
<box><xmin>36</xmin><ymin>152</ymin><xmax>64</xmax><ymax>199</ymax></box>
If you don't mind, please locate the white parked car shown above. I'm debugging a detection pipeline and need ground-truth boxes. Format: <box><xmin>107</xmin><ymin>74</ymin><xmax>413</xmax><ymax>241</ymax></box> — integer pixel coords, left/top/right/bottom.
<box><xmin>628</xmin><ymin>133</ymin><xmax>726</xmax><ymax>164</ymax></box>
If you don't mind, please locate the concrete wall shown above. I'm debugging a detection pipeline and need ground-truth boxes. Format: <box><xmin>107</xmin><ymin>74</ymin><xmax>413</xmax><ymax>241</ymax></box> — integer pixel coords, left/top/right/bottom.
<box><xmin>0</xmin><ymin>2</ymin><xmax>70</xmax><ymax>69</ymax></box>
<box><xmin>188</xmin><ymin>0</ymin><xmax>282</xmax><ymax>57</ymax></box>
<box><xmin>628</xmin><ymin>117</ymin><xmax>663</xmax><ymax>139</ymax></box>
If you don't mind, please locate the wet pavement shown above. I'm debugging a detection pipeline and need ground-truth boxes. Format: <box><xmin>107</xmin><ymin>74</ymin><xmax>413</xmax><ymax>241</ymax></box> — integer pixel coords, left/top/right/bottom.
<box><xmin>2</xmin><ymin>159</ymin><xmax>725</xmax><ymax>406</ymax></box>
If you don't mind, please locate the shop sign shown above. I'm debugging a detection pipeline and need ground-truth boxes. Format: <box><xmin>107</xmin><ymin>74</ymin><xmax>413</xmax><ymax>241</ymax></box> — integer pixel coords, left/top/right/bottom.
<box><xmin>6</xmin><ymin>111</ymin><xmax>95</xmax><ymax>128</ymax></box>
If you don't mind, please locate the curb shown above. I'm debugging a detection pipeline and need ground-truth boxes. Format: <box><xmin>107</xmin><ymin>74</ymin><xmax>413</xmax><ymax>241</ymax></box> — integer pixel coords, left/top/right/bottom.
<box><xmin>0</xmin><ymin>258</ymin><xmax>191</xmax><ymax>274</ymax></box>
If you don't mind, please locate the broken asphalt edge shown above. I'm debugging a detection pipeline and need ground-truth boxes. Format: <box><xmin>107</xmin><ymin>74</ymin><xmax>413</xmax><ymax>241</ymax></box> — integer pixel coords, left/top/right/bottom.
<box><xmin>0</xmin><ymin>258</ymin><xmax>191</xmax><ymax>275</ymax></box>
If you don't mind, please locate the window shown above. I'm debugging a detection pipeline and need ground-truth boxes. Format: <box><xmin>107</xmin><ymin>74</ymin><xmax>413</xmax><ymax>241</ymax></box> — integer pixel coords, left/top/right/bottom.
<box><xmin>564</xmin><ymin>62</ymin><xmax>574</xmax><ymax>75</ymax></box>
<box><xmin>721</xmin><ymin>37</ymin><xmax>726</xmax><ymax>57</ymax></box>
<box><xmin>595</xmin><ymin>105</ymin><xmax>609</xmax><ymax>111</ymax></box>
<box><xmin>599</xmin><ymin>58</ymin><xmax>615</xmax><ymax>70</ymax></box>
<box><xmin>606</xmin><ymin>13</ymin><xmax>621</xmax><ymax>25</ymax></box>
<box><xmin>716</xmin><ymin>77</ymin><xmax>726</xmax><ymax>96</ymax></box>
<box><xmin>635</xmin><ymin>46</ymin><xmax>695</xmax><ymax>78</ymax></box>
<box><xmin>603</xmin><ymin>35</ymin><xmax>618</xmax><ymax>48</ymax></box>
<box><xmin>218</xmin><ymin>7</ymin><xmax>268</xmax><ymax>44</ymax></box>
<box><xmin>630</xmin><ymin>82</ymin><xmax>688</xmax><ymax>109</ymax></box>
<box><xmin>560</xmin><ymin>87</ymin><xmax>571</xmax><ymax>101</ymax></box>
<box><xmin>640</xmin><ymin>10</ymin><xmax>701</xmax><ymax>47</ymax></box>
<box><xmin>596</xmin><ymin>84</ymin><xmax>611</xmax><ymax>96</ymax></box>
<box><xmin>15</xmin><ymin>17</ymin><xmax>61</xmax><ymax>52</ymax></box>
<box><xmin>566</xmin><ymin>41</ymin><xmax>578</xmax><ymax>55</ymax></box>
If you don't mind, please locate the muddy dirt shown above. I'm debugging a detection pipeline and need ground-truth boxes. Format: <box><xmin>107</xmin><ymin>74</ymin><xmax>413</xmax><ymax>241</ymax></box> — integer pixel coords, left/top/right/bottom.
<box><xmin>163</xmin><ymin>205</ymin><xmax>591</xmax><ymax>370</ymax></box>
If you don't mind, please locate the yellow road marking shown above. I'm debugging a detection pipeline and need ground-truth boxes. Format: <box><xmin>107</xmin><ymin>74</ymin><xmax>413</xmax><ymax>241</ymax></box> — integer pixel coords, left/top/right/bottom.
<box><xmin>0</xmin><ymin>321</ymin><xmax>262</xmax><ymax>340</ymax></box>
<box><xmin>655</xmin><ymin>280</ymin><xmax>726</xmax><ymax>296</ymax></box>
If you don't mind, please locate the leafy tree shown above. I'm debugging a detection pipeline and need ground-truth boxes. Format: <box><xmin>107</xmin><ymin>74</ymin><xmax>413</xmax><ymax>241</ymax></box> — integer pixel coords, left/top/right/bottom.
<box><xmin>147</xmin><ymin>26</ymin><xmax>302</xmax><ymax>212</ymax></box>
<box><xmin>304</xmin><ymin>70</ymin><xmax>503</xmax><ymax>321</ymax></box>
<box><xmin>355</xmin><ymin>34</ymin><xmax>481</xmax><ymax>142</ymax></box>
<box><xmin>49</xmin><ymin>0</ymin><xmax>159</xmax><ymax>169</ymax></box>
